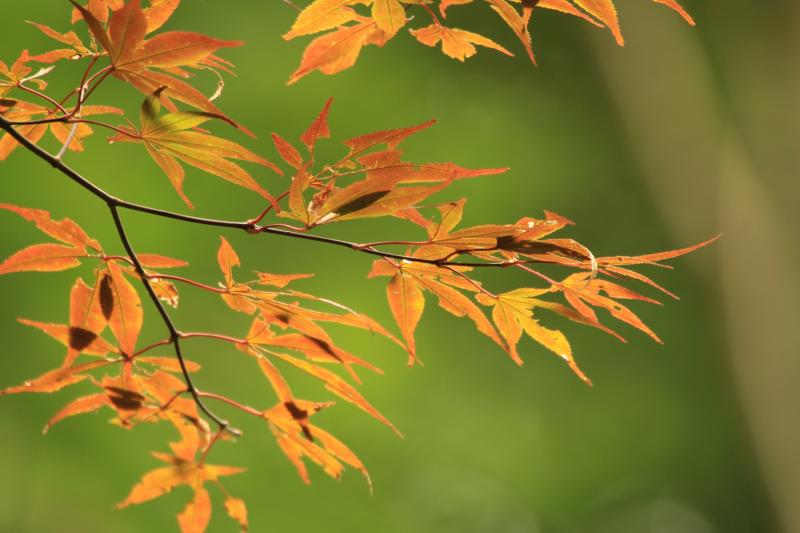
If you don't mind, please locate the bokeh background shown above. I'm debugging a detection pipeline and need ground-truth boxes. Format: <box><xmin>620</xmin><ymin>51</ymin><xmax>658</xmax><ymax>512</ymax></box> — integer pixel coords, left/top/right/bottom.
<box><xmin>1</xmin><ymin>1</ymin><xmax>797</xmax><ymax>532</ymax></box>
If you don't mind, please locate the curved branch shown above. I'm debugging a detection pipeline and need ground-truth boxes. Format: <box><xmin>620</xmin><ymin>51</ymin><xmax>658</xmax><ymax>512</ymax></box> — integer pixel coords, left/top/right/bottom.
<box><xmin>109</xmin><ymin>204</ymin><xmax>240</xmax><ymax>436</ymax></box>
<box><xmin>0</xmin><ymin>114</ymin><xmax>529</xmax><ymax>269</ymax></box>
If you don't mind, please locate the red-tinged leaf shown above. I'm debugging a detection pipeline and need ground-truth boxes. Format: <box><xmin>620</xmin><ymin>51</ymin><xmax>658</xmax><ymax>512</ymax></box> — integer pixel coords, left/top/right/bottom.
<box><xmin>300</xmin><ymin>97</ymin><xmax>333</xmax><ymax>152</ymax></box>
<box><xmin>532</xmin><ymin>298</ymin><xmax>626</xmax><ymax>342</ymax></box>
<box><xmin>72</xmin><ymin>0</ymin><xmax>243</xmax><ymax>118</ymax></box>
<box><xmin>18</xmin><ymin>318</ymin><xmax>116</xmax><ymax>356</ymax></box>
<box><xmin>283</xmin><ymin>1</ymin><xmax>360</xmax><ymax>40</ymax></box>
<box><xmin>410</xmin><ymin>24</ymin><xmax>513</xmax><ymax>62</ymax></box>
<box><xmin>177</xmin><ymin>487</ymin><xmax>211</xmax><ymax>533</ymax></box>
<box><xmin>217</xmin><ymin>236</ymin><xmax>239</xmax><ymax>286</ymax></box>
<box><xmin>260</xmin><ymin>331</ymin><xmax>381</xmax><ymax>376</ymax></box>
<box><xmin>137</xmin><ymin>253</ymin><xmax>189</xmax><ymax>269</ymax></box>
<box><xmin>108</xmin><ymin>0</ymin><xmax>149</xmax><ymax>65</ymax></box>
<box><xmin>0</xmin><ymin>121</ymin><xmax>47</xmax><ymax>160</ymax></box>
<box><xmin>272</xmin><ymin>132</ymin><xmax>304</xmax><ymax>169</ymax></box>
<box><xmin>572</xmin><ymin>0</ymin><xmax>624</xmax><ymax>45</ymax></box>
<box><xmin>27</xmin><ymin>21</ymin><xmax>90</xmax><ymax>56</ymax></box>
<box><xmin>0</xmin><ymin>204</ymin><xmax>101</xmax><ymax>251</ymax></box>
<box><xmin>440</xmin><ymin>0</ymin><xmax>474</xmax><ymax>17</ymax></box>
<box><xmin>372</xmin><ymin>0</ymin><xmax>406</xmax><ymax>37</ymax></box>
<box><xmin>70</xmin><ymin>0</ymin><xmax>124</xmax><ymax>25</ymax></box>
<box><xmin>70</xmin><ymin>0</ymin><xmax>114</xmax><ymax>54</ymax></box>
<box><xmin>604</xmin><ymin>265</ymin><xmax>679</xmax><ymax>300</ymax></box>
<box><xmin>653</xmin><ymin>0</ymin><xmax>695</xmax><ymax>25</ymax></box>
<box><xmin>386</xmin><ymin>270</ymin><xmax>425</xmax><ymax>365</ymax></box>
<box><xmin>256</xmin><ymin>272</ymin><xmax>313</xmax><ymax>288</ymax></box>
<box><xmin>597</xmin><ymin>235</ymin><xmax>720</xmax><ymax>267</ymax></box>
<box><xmin>321</xmin><ymin>182</ymin><xmax>449</xmax><ymax>223</ymax></box>
<box><xmin>562</xmin><ymin>274</ymin><xmax>662</xmax><ymax>343</ymax></box>
<box><xmin>537</xmin><ymin>0</ymin><xmax>605</xmax><ymax>27</ymax></box>
<box><xmin>0</xmin><ymin>243</ymin><xmax>85</xmax><ymax>275</ymax></box>
<box><xmin>288</xmin><ymin>20</ymin><xmax>379</xmax><ymax>84</ymax></box>
<box><xmin>273</xmin><ymin>352</ymin><xmax>400</xmax><ymax>435</ymax></box>
<box><xmin>129</xmin><ymin>32</ymin><xmax>243</xmax><ymax>70</ymax></box>
<box><xmin>105</xmin><ymin>263</ymin><xmax>143</xmax><ymax>355</ymax></box>
<box><xmin>1</xmin><ymin>359</ymin><xmax>113</xmax><ymax>395</ymax></box>
<box><xmin>136</xmin><ymin>357</ymin><xmax>202</xmax><ymax>373</ymax></box>
<box><xmin>44</xmin><ymin>393</ymin><xmax>111</xmax><ymax>432</ymax></box>
<box><xmin>143</xmin><ymin>0</ymin><xmax>181</xmax><ymax>33</ymax></box>
<box><xmin>343</xmin><ymin>120</ymin><xmax>435</xmax><ymax>158</ymax></box>
<box><xmin>224</xmin><ymin>497</ymin><xmax>248</xmax><ymax>532</ymax></box>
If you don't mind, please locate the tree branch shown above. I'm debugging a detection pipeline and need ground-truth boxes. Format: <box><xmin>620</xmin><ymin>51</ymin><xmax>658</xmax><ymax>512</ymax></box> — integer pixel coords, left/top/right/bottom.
<box><xmin>109</xmin><ymin>204</ymin><xmax>240</xmax><ymax>436</ymax></box>
<box><xmin>0</xmin><ymin>114</ymin><xmax>532</xmax><ymax>269</ymax></box>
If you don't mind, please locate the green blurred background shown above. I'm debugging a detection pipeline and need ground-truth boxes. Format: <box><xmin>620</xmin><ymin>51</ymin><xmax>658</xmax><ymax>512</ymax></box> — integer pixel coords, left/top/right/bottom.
<box><xmin>1</xmin><ymin>1</ymin><xmax>798</xmax><ymax>532</ymax></box>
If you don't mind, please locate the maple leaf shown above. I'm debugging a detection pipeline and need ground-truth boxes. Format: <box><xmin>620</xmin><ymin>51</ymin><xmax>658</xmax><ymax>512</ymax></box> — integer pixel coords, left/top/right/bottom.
<box><xmin>410</xmin><ymin>23</ymin><xmax>513</xmax><ymax>62</ymax></box>
<box><xmin>369</xmin><ymin>257</ymin><xmax>506</xmax><ymax>366</ymax></box>
<box><xmin>119</xmin><ymin>451</ymin><xmax>246</xmax><ymax>533</ymax></box>
<box><xmin>27</xmin><ymin>21</ymin><xmax>94</xmax><ymax>63</ymax></box>
<box><xmin>216</xmin><ymin>237</ymin><xmax>402</xmax><ymax>355</ymax></box>
<box><xmin>287</xmin><ymin>18</ymin><xmax>387</xmax><ymax>84</ymax></box>
<box><xmin>110</xmin><ymin>89</ymin><xmax>282</xmax><ymax>208</ymax></box>
<box><xmin>0</xmin><ymin>98</ymin><xmax>123</xmax><ymax>160</ymax></box>
<box><xmin>476</xmin><ymin>288</ymin><xmax>592</xmax><ymax>384</ymax></box>
<box><xmin>71</xmin><ymin>0</ymin><xmax>243</xmax><ymax>117</ymax></box>
<box><xmin>0</xmin><ymin>50</ymin><xmax>51</xmax><ymax>98</ymax></box>
<box><xmin>277</xmin><ymin>99</ymin><xmax>507</xmax><ymax>226</ymax></box>
<box><xmin>1</xmin><ymin>359</ymin><xmax>115</xmax><ymax>396</ymax></box>
<box><xmin>283</xmin><ymin>0</ymin><xmax>695</xmax><ymax>79</ymax></box>
<box><xmin>264</xmin><ymin>399</ymin><xmax>372</xmax><ymax>489</ymax></box>
<box><xmin>0</xmin><ymin>204</ymin><xmax>102</xmax><ymax>273</ymax></box>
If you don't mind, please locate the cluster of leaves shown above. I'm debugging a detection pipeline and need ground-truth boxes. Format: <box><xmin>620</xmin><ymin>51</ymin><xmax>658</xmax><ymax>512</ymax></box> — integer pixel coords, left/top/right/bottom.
<box><xmin>0</xmin><ymin>1</ymin><xmax>709</xmax><ymax>532</ymax></box>
<box><xmin>283</xmin><ymin>0</ymin><xmax>695</xmax><ymax>83</ymax></box>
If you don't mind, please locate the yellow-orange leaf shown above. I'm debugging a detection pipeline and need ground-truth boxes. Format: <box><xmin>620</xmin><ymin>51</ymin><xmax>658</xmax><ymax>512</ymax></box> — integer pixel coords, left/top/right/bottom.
<box><xmin>372</xmin><ymin>0</ymin><xmax>406</xmax><ymax>37</ymax></box>
<box><xmin>217</xmin><ymin>236</ymin><xmax>240</xmax><ymax>287</ymax></box>
<box><xmin>0</xmin><ymin>204</ymin><xmax>101</xmax><ymax>251</ymax></box>
<box><xmin>410</xmin><ymin>24</ymin><xmax>513</xmax><ymax>62</ymax></box>
<box><xmin>1</xmin><ymin>359</ymin><xmax>113</xmax><ymax>395</ymax></box>
<box><xmin>274</xmin><ymin>352</ymin><xmax>399</xmax><ymax>435</ymax></box>
<box><xmin>177</xmin><ymin>487</ymin><xmax>211</xmax><ymax>533</ymax></box>
<box><xmin>386</xmin><ymin>270</ymin><xmax>425</xmax><ymax>365</ymax></box>
<box><xmin>45</xmin><ymin>393</ymin><xmax>111</xmax><ymax>432</ymax></box>
<box><xmin>105</xmin><ymin>263</ymin><xmax>143</xmax><ymax>355</ymax></box>
<box><xmin>283</xmin><ymin>0</ymin><xmax>361</xmax><ymax>40</ymax></box>
<box><xmin>224</xmin><ymin>497</ymin><xmax>248</xmax><ymax>532</ymax></box>
<box><xmin>17</xmin><ymin>318</ymin><xmax>116</xmax><ymax>357</ymax></box>
<box><xmin>573</xmin><ymin>0</ymin><xmax>624</xmax><ymax>45</ymax></box>
<box><xmin>288</xmin><ymin>20</ymin><xmax>379</xmax><ymax>84</ymax></box>
<box><xmin>0</xmin><ymin>243</ymin><xmax>85</xmax><ymax>275</ymax></box>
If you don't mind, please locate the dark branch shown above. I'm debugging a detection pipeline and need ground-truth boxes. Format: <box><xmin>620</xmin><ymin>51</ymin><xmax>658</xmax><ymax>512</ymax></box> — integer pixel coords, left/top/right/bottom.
<box><xmin>109</xmin><ymin>204</ymin><xmax>240</xmax><ymax>436</ymax></box>
<box><xmin>0</xmin><ymin>114</ymin><xmax>526</xmax><ymax>269</ymax></box>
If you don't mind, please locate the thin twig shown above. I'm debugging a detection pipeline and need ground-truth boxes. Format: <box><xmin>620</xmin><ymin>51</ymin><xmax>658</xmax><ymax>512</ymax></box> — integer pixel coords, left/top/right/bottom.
<box><xmin>109</xmin><ymin>204</ymin><xmax>241</xmax><ymax>436</ymax></box>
